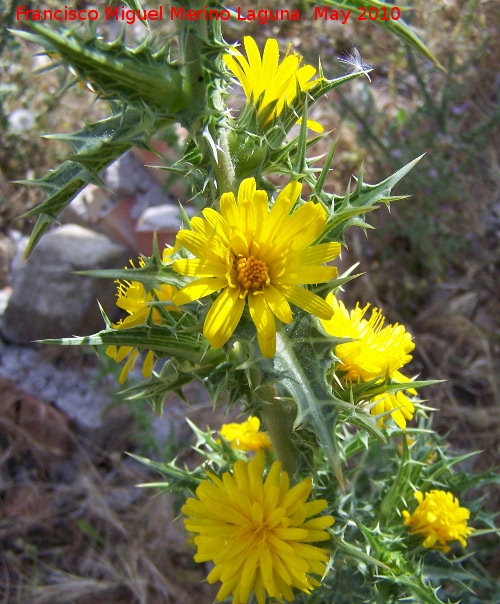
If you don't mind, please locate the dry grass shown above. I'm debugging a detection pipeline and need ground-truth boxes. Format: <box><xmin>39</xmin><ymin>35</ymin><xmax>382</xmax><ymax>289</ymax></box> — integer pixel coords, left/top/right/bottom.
<box><xmin>0</xmin><ymin>389</ymin><xmax>221</xmax><ymax>604</ymax></box>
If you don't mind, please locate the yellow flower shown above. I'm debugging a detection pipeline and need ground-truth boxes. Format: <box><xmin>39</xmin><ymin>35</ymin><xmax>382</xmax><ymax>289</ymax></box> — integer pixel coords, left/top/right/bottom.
<box><xmin>370</xmin><ymin>390</ymin><xmax>415</xmax><ymax>432</ymax></box>
<box><xmin>320</xmin><ymin>295</ymin><xmax>414</xmax><ymax>382</ymax></box>
<box><xmin>219</xmin><ymin>416</ymin><xmax>272</xmax><ymax>451</ymax></box>
<box><xmin>172</xmin><ymin>178</ymin><xmax>340</xmax><ymax>358</ymax></box>
<box><xmin>182</xmin><ymin>450</ymin><xmax>334</xmax><ymax>604</ymax></box>
<box><xmin>106</xmin><ymin>257</ymin><xmax>180</xmax><ymax>384</ymax></box>
<box><xmin>320</xmin><ymin>294</ymin><xmax>417</xmax><ymax>429</ymax></box>
<box><xmin>106</xmin><ymin>345</ymin><xmax>156</xmax><ymax>385</ymax></box>
<box><xmin>402</xmin><ymin>490</ymin><xmax>473</xmax><ymax>553</ymax></box>
<box><xmin>224</xmin><ymin>36</ymin><xmax>324</xmax><ymax>132</ymax></box>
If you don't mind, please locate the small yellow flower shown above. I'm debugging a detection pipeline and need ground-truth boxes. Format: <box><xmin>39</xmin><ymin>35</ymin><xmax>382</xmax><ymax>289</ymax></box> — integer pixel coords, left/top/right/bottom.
<box><xmin>320</xmin><ymin>294</ymin><xmax>417</xmax><ymax>429</ymax></box>
<box><xmin>370</xmin><ymin>390</ymin><xmax>415</xmax><ymax>432</ymax></box>
<box><xmin>224</xmin><ymin>36</ymin><xmax>324</xmax><ymax>132</ymax></box>
<box><xmin>182</xmin><ymin>450</ymin><xmax>334</xmax><ymax>604</ymax></box>
<box><xmin>320</xmin><ymin>295</ymin><xmax>414</xmax><ymax>382</ymax></box>
<box><xmin>402</xmin><ymin>490</ymin><xmax>473</xmax><ymax>553</ymax></box>
<box><xmin>173</xmin><ymin>178</ymin><xmax>340</xmax><ymax>358</ymax></box>
<box><xmin>106</xmin><ymin>257</ymin><xmax>180</xmax><ymax>384</ymax></box>
<box><xmin>106</xmin><ymin>345</ymin><xmax>156</xmax><ymax>385</ymax></box>
<box><xmin>219</xmin><ymin>416</ymin><xmax>272</xmax><ymax>451</ymax></box>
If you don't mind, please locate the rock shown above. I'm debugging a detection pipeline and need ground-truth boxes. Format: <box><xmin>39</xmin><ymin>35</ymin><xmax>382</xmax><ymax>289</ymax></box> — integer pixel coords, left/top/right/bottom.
<box><xmin>0</xmin><ymin>342</ymin><xmax>115</xmax><ymax>430</ymax></box>
<box><xmin>59</xmin><ymin>183</ymin><xmax>111</xmax><ymax>228</ymax></box>
<box><xmin>102</xmin><ymin>152</ymin><xmax>171</xmax><ymax>217</ymax></box>
<box><xmin>1</xmin><ymin>224</ymin><xmax>130</xmax><ymax>343</ymax></box>
<box><xmin>0</xmin><ymin>375</ymin><xmax>71</xmax><ymax>457</ymax></box>
<box><xmin>59</xmin><ymin>151</ymin><xmax>177</xmax><ymax>251</ymax></box>
<box><xmin>135</xmin><ymin>204</ymin><xmax>194</xmax><ymax>255</ymax></box>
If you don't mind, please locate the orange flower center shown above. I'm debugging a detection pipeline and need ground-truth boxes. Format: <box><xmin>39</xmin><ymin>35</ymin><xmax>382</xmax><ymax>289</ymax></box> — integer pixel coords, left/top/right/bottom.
<box><xmin>234</xmin><ymin>255</ymin><xmax>269</xmax><ymax>291</ymax></box>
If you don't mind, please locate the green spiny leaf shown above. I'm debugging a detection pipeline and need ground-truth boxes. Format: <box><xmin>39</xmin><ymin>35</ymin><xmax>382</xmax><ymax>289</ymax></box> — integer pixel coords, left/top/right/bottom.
<box><xmin>13</xmin><ymin>24</ymin><xmax>186</xmax><ymax>113</ymax></box>
<box><xmin>19</xmin><ymin>106</ymin><xmax>165</xmax><ymax>259</ymax></box>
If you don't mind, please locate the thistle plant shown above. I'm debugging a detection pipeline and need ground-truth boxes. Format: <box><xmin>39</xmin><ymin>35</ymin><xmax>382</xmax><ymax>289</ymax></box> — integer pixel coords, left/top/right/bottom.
<box><xmin>14</xmin><ymin>1</ymin><xmax>498</xmax><ymax>602</ymax></box>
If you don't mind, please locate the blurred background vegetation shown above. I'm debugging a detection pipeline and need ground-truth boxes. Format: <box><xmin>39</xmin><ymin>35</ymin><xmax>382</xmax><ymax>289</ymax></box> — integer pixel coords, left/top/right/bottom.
<box><xmin>1</xmin><ymin>0</ymin><xmax>498</xmax><ymax>601</ymax></box>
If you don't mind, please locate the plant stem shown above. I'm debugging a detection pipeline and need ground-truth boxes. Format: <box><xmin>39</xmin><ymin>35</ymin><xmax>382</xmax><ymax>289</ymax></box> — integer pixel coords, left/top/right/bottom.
<box><xmin>174</xmin><ymin>0</ymin><xmax>235</xmax><ymax>195</ymax></box>
<box><xmin>259</xmin><ymin>386</ymin><xmax>298</xmax><ymax>476</ymax></box>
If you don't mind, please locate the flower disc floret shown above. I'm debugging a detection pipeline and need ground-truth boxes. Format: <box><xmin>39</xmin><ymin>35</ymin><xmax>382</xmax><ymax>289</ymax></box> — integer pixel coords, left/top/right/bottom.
<box><xmin>402</xmin><ymin>490</ymin><xmax>473</xmax><ymax>553</ymax></box>
<box><xmin>172</xmin><ymin>178</ymin><xmax>340</xmax><ymax>357</ymax></box>
<box><xmin>224</xmin><ymin>36</ymin><xmax>323</xmax><ymax>132</ymax></box>
<box><xmin>182</xmin><ymin>450</ymin><xmax>334</xmax><ymax>604</ymax></box>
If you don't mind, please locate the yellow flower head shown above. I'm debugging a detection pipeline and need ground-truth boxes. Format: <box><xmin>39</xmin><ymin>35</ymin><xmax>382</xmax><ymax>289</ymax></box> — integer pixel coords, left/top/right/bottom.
<box><xmin>402</xmin><ymin>490</ymin><xmax>473</xmax><ymax>553</ymax></box>
<box><xmin>172</xmin><ymin>178</ymin><xmax>340</xmax><ymax>358</ymax></box>
<box><xmin>106</xmin><ymin>257</ymin><xmax>180</xmax><ymax>384</ymax></box>
<box><xmin>219</xmin><ymin>416</ymin><xmax>272</xmax><ymax>452</ymax></box>
<box><xmin>224</xmin><ymin>36</ymin><xmax>323</xmax><ymax>132</ymax></box>
<box><xmin>370</xmin><ymin>389</ymin><xmax>415</xmax><ymax>432</ymax></box>
<box><xmin>320</xmin><ymin>295</ymin><xmax>414</xmax><ymax>382</ymax></box>
<box><xmin>182</xmin><ymin>450</ymin><xmax>334</xmax><ymax>604</ymax></box>
<box><xmin>321</xmin><ymin>294</ymin><xmax>417</xmax><ymax>429</ymax></box>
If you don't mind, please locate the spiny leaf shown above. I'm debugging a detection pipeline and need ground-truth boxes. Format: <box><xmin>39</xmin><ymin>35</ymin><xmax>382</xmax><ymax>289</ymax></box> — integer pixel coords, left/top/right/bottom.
<box><xmin>331</xmin><ymin>533</ymin><xmax>391</xmax><ymax>570</ymax></box>
<box><xmin>120</xmin><ymin>0</ymin><xmax>149</xmax><ymax>29</ymax></box>
<box><xmin>38</xmin><ymin>324</ymin><xmax>209</xmax><ymax>364</ymax></box>
<box><xmin>19</xmin><ymin>106</ymin><xmax>166</xmax><ymax>259</ymax></box>
<box><xmin>275</xmin><ymin>325</ymin><xmax>345</xmax><ymax>489</ymax></box>
<box><xmin>128</xmin><ymin>453</ymin><xmax>203</xmax><ymax>490</ymax></box>
<box><xmin>322</xmin><ymin>155</ymin><xmax>424</xmax><ymax>241</ymax></box>
<box><xmin>13</xmin><ymin>24</ymin><xmax>185</xmax><ymax>113</ymax></box>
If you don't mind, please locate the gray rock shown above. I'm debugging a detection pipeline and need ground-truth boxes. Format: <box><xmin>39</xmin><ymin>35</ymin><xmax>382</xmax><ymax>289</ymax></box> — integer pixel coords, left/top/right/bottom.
<box><xmin>1</xmin><ymin>224</ymin><xmax>130</xmax><ymax>343</ymax></box>
<box><xmin>103</xmin><ymin>152</ymin><xmax>171</xmax><ymax>217</ymax></box>
<box><xmin>0</xmin><ymin>343</ymin><xmax>114</xmax><ymax>429</ymax></box>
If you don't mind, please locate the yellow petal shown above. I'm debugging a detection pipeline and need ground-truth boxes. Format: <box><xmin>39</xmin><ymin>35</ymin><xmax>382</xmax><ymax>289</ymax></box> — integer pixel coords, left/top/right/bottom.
<box><xmin>106</xmin><ymin>345</ymin><xmax>117</xmax><ymax>358</ymax></box>
<box><xmin>239</xmin><ymin>198</ymin><xmax>256</xmax><ymax>240</ymax></box>
<box><xmin>276</xmin><ymin>284</ymin><xmax>334</xmax><ymax>320</ymax></box>
<box><xmin>306</xmin><ymin>119</ymin><xmax>324</xmax><ymax>133</ymax></box>
<box><xmin>275</xmin><ymin>180</ymin><xmax>302</xmax><ymax>207</ymax></box>
<box><xmin>173</xmin><ymin>258</ymin><xmax>227</xmax><ymax>279</ymax></box>
<box><xmin>230</xmin><ymin>229</ymin><xmax>250</xmax><ymax>257</ymax></box>
<box><xmin>297</xmin><ymin>64</ymin><xmax>318</xmax><ymax>90</ymax></box>
<box><xmin>142</xmin><ymin>349</ymin><xmax>155</xmax><ymax>378</ymax></box>
<box><xmin>281</xmin><ymin>202</ymin><xmax>326</xmax><ymax>248</ymax></box>
<box><xmin>253</xmin><ymin>190</ymin><xmax>269</xmax><ymax>227</ymax></box>
<box><xmin>174</xmin><ymin>277</ymin><xmax>227</xmax><ymax>305</ymax></box>
<box><xmin>202</xmin><ymin>208</ymin><xmax>231</xmax><ymax>243</ymax></box>
<box><xmin>243</xmin><ymin>36</ymin><xmax>263</xmax><ymax>86</ymax></box>
<box><xmin>114</xmin><ymin>345</ymin><xmax>133</xmax><ymax>362</ymax></box>
<box><xmin>289</xmin><ymin>242</ymin><xmax>341</xmax><ymax>265</ymax></box>
<box><xmin>203</xmin><ymin>287</ymin><xmax>245</xmax><ymax>348</ymax></box>
<box><xmin>237</xmin><ymin>177</ymin><xmax>257</xmax><ymax>206</ymax></box>
<box><xmin>219</xmin><ymin>191</ymin><xmax>239</xmax><ymax>229</ymax></box>
<box><xmin>262</xmin><ymin>38</ymin><xmax>279</xmax><ymax>80</ymax></box>
<box><xmin>248</xmin><ymin>293</ymin><xmax>276</xmax><ymax>357</ymax></box>
<box><xmin>176</xmin><ymin>230</ymin><xmax>223</xmax><ymax>262</ymax></box>
<box><xmin>264</xmin><ymin>284</ymin><xmax>293</xmax><ymax>324</ymax></box>
<box><xmin>224</xmin><ymin>50</ymin><xmax>252</xmax><ymax>98</ymax></box>
<box><xmin>257</xmin><ymin>193</ymin><xmax>294</xmax><ymax>245</ymax></box>
<box><xmin>283</xmin><ymin>266</ymin><xmax>337</xmax><ymax>285</ymax></box>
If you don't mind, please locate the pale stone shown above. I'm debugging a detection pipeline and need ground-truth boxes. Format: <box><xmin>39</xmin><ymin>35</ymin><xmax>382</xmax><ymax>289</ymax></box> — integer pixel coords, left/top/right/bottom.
<box><xmin>1</xmin><ymin>224</ymin><xmax>130</xmax><ymax>343</ymax></box>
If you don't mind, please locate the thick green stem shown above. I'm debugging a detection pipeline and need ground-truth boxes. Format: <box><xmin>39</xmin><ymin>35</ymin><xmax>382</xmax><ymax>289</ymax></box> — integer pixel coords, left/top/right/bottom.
<box><xmin>174</xmin><ymin>0</ymin><xmax>235</xmax><ymax>195</ymax></box>
<box><xmin>211</xmin><ymin>90</ymin><xmax>235</xmax><ymax>194</ymax></box>
<box><xmin>259</xmin><ymin>386</ymin><xmax>298</xmax><ymax>476</ymax></box>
